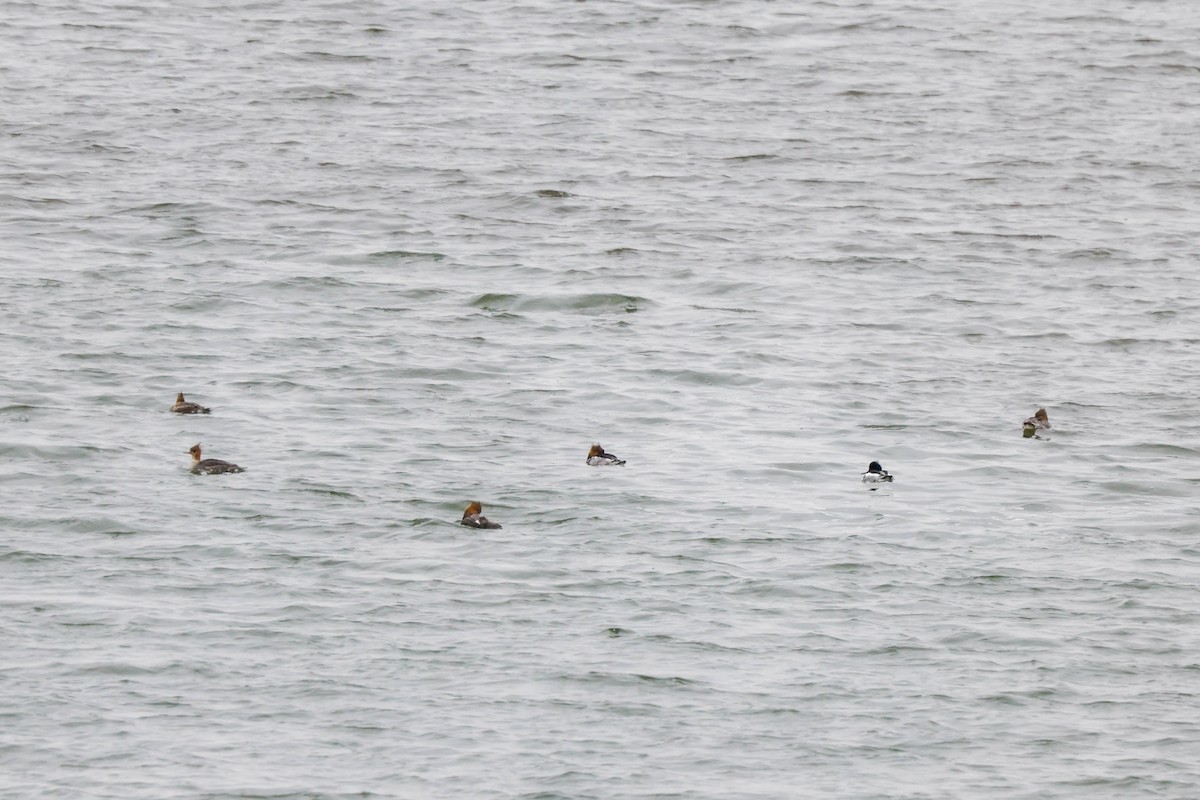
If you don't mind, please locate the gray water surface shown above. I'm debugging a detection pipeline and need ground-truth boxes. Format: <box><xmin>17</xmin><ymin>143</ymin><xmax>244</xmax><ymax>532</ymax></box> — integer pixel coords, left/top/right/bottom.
<box><xmin>3</xmin><ymin>1</ymin><xmax>1200</xmax><ymax>798</ymax></box>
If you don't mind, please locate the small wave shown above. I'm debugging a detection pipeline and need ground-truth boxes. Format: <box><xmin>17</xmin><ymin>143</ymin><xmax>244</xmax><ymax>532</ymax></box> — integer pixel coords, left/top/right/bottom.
<box><xmin>1</xmin><ymin>403</ymin><xmax>37</xmax><ymax>413</ymax></box>
<box><xmin>398</xmin><ymin>366</ymin><xmax>491</xmax><ymax>381</ymax></box>
<box><xmin>1007</xmin><ymin>331</ymin><xmax>1072</xmax><ymax>341</ymax></box>
<box><xmin>1096</xmin><ymin>482</ymin><xmax>1189</xmax><ymax>497</ymax></box>
<box><xmin>689</xmin><ymin>304</ymin><xmax>756</xmax><ymax>314</ymax></box>
<box><xmin>1064</xmin><ymin>248</ymin><xmax>1124</xmax><ymax>259</ymax></box>
<box><xmin>470</xmin><ymin>293</ymin><xmax>649</xmax><ymax>314</ymax></box>
<box><xmin>80</xmin><ymin>662</ymin><xmax>158</xmax><ymax>676</ymax></box>
<box><xmin>20</xmin><ymin>516</ymin><xmax>141</xmax><ymax>535</ymax></box>
<box><xmin>647</xmin><ymin>367</ymin><xmax>759</xmax><ymax>387</ymax></box>
<box><xmin>1113</xmin><ymin>443</ymin><xmax>1200</xmax><ymax>457</ymax></box>
<box><xmin>863</xmin><ymin>643</ymin><xmax>935</xmax><ymax>656</ymax></box>
<box><xmin>369</xmin><ymin>250</ymin><xmax>446</xmax><ymax>262</ymax></box>
<box><xmin>634</xmin><ymin>673</ymin><xmax>699</xmax><ymax>687</ymax></box>
<box><xmin>299</xmin><ymin>486</ymin><xmax>362</xmax><ymax>501</ymax></box>
<box><xmin>768</xmin><ymin>461</ymin><xmax>834</xmax><ymax>473</ymax></box>
<box><xmin>299</xmin><ymin>52</ymin><xmax>377</xmax><ymax>64</ymax></box>
<box><xmin>274</xmin><ymin>275</ymin><xmax>357</xmax><ymax>289</ymax></box>
<box><xmin>0</xmin><ymin>443</ymin><xmax>106</xmax><ymax>459</ymax></box>
<box><xmin>0</xmin><ymin>549</ymin><xmax>64</xmax><ymax>563</ymax></box>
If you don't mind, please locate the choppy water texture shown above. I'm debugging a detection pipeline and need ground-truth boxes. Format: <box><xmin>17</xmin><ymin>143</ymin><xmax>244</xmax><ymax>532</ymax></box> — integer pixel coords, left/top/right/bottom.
<box><xmin>3</xmin><ymin>1</ymin><xmax>1200</xmax><ymax>797</ymax></box>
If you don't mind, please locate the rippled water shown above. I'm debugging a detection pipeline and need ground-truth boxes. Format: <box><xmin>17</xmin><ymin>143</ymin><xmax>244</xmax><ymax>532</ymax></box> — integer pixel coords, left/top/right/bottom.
<box><xmin>4</xmin><ymin>1</ymin><xmax>1200</xmax><ymax>797</ymax></box>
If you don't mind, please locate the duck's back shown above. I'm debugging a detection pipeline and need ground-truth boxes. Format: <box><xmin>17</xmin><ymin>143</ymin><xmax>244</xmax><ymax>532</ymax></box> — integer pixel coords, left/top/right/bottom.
<box><xmin>197</xmin><ymin>458</ymin><xmax>244</xmax><ymax>474</ymax></box>
<box><xmin>461</xmin><ymin>514</ymin><xmax>502</xmax><ymax>529</ymax></box>
<box><xmin>173</xmin><ymin>402</ymin><xmax>211</xmax><ymax>414</ymax></box>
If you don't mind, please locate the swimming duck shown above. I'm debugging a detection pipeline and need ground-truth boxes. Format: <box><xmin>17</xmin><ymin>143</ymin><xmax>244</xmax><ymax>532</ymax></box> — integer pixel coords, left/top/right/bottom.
<box><xmin>171</xmin><ymin>392</ymin><xmax>211</xmax><ymax>414</ymax></box>
<box><xmin>1022</xmin><ymin>408</ymin><xmax>1050</xmax><ymax>435</ymax></box>
<box><xmin>461</xmin><ymin>501</ymin><xmax>502</xmax><ymax>529</ymax></box>
<box><xmin>586</xmin><ymin>443</ymin><xmax>626</xmax><ymax>466</ymax></box>
<box><xmin>188</xmin><ymin>443</ymin><xmax>244</xmax><ymax>474</ymax></box>
<box><xmin>861</xmin><ymin>461</ymin><xmax>893</xmax><ymax>483</ymax></box>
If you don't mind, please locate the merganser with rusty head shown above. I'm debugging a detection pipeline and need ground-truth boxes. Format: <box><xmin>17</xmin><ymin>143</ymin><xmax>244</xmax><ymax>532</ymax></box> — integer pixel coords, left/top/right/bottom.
<box><xmin>188</xmin><ymin>443</ymin><xmax>244</xmax><ymax>474</ymax></box>
<box><xmin>461</xmin><ymin>501</ymin><xmax>502</xmax><ymax>529</ymax></box>
<box><xmin>1022</xmin><ymin>408</ymin><xmax>1050</xmax><ymax>436</ymax></box>
<box><xmin>586</xmin><ymin>443</ymin><xmax>626</xmax><ymax>466</ymax></box>
<box><xmin>861</xmin><ymin>461</ymin><xmax>893</xmax><ymax>484</ymax></box>
<box><xmin>171</xmin><ymin>392</ymin><xmax>211</xmax><ymax>414</ymax></box>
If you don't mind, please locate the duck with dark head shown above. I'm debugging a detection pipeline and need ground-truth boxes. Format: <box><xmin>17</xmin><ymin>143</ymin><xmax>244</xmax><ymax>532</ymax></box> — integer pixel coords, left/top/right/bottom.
<box><xmin>861</xmin><ymin>461</ymin><xmax>893</xmax><ymax>485</ymax></box>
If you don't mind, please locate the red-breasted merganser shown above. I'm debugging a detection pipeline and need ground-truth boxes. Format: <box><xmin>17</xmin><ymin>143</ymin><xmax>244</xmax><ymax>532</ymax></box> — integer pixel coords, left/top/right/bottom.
<box><xmin>188</xmin><ymin>443</ymin><xmax>244</xmax><ymax>474</ymax></box>
<box><xmin>861</xmin><ymin>461</ymin><xmax>893</xmax><ymax>484</ymax></box>
<box><xmin>171</xmin><ymin>392</ymin><xmax>211</xmax><ymax>414</ymax></box>
<box><xmin>586</xmin><ymin>443</ymin><xmax>625</xmax><ymax>466</ymax></box>
<box><xmin>1023</xmin><ymin>408</ymin><xmax>1050</xmax><ymax>435</ymax></box>
<box><xmin>460</xmin><ymin>501</ymin><xmax>502</xmax><ymax>529</ymax></box>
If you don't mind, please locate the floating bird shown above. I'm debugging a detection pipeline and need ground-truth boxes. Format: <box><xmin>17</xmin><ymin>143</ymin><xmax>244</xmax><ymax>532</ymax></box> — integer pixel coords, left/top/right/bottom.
<box><xmin>171</xmin><ymin>392</ymin><xmax>211</xmax><ymax>414</ymax></box>
<box><xmin>461</xmin><ymin>501</ymin><xmax>502</xmax><ymax>529</ymax></box>
<box><xmin>1023</xmin><ymin>408</ymin><xmax>1050</xmax><ymax>437</ymax></box>
<box><xmin>188</xmin><ymin>443</ymin><xmax>244</xmax><ymax>474</ymax></box>
<box><xmin>586</xmin><ymin>443</ymin><xmax>626</xmax><ymax>466</ymax></box>
<box><xmin>861</xmin><ymin>461</ymin><xmax>893</xmax><ymax>484</ymax></box>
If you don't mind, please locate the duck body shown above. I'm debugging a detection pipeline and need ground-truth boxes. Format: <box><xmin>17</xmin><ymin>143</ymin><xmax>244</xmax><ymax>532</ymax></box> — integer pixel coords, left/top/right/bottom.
<box><xmin>172</xmin><ymin>392</ymin><xmax>211</xmax><ymax>414</ymax></box>
<box><xmin>861</xmin><ymin>461</ymin><xmax>893</xmax><ymax>483</ymax></box>
<box><xmin>1022</xmin><ymin>408</ymin><xmax>1050</xmax><ymax>432</ymax></box>
<box><xmin>586</xmin><ymin>443</ymin><xmax>625</xmax><ymax>466</ymax></box>
<box><xmin>461</xmin><ymin>501</ymin><xmax>502</xmax><ymax>529</ymax></box>
<box><xmin>188</xmin><ymin>443</ymin><xmax>244</xmax><ymax>474</ymax></box>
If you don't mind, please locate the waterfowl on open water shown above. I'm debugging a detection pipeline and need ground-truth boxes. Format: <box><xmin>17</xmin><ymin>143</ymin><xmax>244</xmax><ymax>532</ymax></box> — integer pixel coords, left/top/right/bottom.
<box><xmin>171</xmin><ymin>392</ymin><xmax>211</xmax><ymax>414</ymax></box>
<box><xmin>188</xmin><ymin>443</ymin><xmax>244</xmax><ymax>474</ymax></box>
<box><xmin>461</xmin><ymin>501</ymin><xmax>502</xmax><ymax>529</ymax></box>
<box><xmin>861</xmin><ymin>461</ymin><xmax>893</xmax><ymax>484</ymax></box>
<box><xmin>1023</xmin><ymin>407</ymin><xmax>1050</xmax><ymax>436</ymax></box>
<box><xmin>586</xmin><ymin>443</ymin><xmax>626</xmax><ymax>466</ymax></box>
